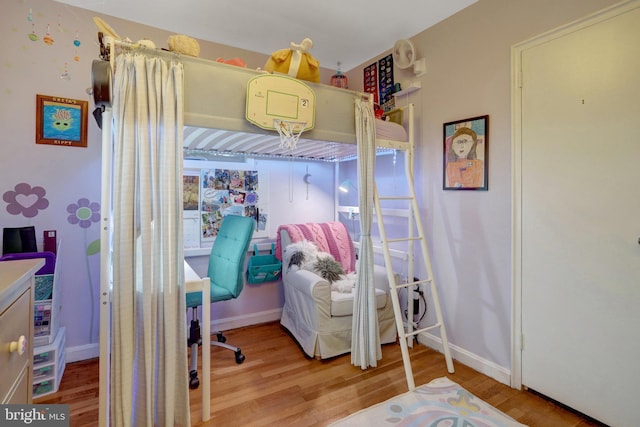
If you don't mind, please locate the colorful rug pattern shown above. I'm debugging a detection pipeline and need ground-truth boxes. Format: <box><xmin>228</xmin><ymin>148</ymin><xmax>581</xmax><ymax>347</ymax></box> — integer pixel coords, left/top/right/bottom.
<box><xmin>329</xmin><ymin>377</ymin><xmax>527</xmax><ymax>427</ymax></box>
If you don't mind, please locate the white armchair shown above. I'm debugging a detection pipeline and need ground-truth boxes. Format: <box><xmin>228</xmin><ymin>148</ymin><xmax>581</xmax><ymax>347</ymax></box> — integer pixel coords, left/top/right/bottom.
<box><xmin>276</xmin><ymin>222</ymin><xmax>397</xmax><ymax>359</ymax></box>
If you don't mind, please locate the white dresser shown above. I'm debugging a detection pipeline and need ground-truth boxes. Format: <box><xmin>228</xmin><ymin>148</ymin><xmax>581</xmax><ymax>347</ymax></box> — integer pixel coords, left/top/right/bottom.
<box><xmin>0</xmin><ymin>258</ymin><xmax>43</xmax><ymax>404</ymax></box>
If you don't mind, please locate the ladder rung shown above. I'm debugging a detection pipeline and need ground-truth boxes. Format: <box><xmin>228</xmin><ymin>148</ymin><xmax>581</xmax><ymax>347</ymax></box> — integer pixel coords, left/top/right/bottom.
<box><xmin>386</xmin><ymin>237</ymin><xmax>422</xmax><ymax>243</ymax></box>
<box><xmin>394</xmin><ymin>282</ymin><xmax>415</xmax><ymax>290</ymax></box>
<box><xmin>410</xmin><ymin>278</ymin><xmax>432</xmax><ymax>286</ymax></box>
<box><xmin>402</xmin><ymin>323</ymin><xmax>441</xmax><ymax>338</ymax></box>
<box><xmin>392</xmin><ymin>278</ymin><xmax>432</xmax><ymax>290</ymax></box>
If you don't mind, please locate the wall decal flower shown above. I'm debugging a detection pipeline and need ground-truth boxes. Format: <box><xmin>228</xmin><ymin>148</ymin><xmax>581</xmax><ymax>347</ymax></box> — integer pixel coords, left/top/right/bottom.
<box><xmin>67</xmin><ymin>198</ymin><xmax>100</xmax><ymax>228</ymax></box>
<box><xmin>66</xmin><ymin>197</ymin><xmax>101</xmax><ymax>343</ymax></box>
<box><xmin>3</xmin><ymin>182</ymin><xmax>49</xmax><ymax>217</ymax></box>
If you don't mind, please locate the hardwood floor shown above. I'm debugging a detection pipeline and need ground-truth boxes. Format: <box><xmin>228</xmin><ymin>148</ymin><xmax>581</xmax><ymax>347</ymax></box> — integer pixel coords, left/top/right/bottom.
<box><xmin>36</xmin><ymin>321</ymin><xmax>603</xmax><ymax>426</ymax></box>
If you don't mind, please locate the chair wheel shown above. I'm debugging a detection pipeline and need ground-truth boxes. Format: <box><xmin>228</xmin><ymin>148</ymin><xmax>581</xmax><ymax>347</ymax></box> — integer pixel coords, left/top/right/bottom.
<box><xmin>189</xmin><ymin>370</ymin><xmax>200</xmax><ymax>389</ymax></box>
<box><xmin>216</xmin><ymin>333</ymin><xmax>226</xmax><ymax>343</ymax></box>
<box><xmin>235</xmin><ymin>350</ymin><xmax>245</xmax><ymax>364</ymax></box>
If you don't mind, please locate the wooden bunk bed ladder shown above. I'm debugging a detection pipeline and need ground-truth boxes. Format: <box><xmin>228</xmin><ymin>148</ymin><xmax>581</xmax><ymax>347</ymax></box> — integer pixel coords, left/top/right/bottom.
<box><xmin>373</xmin><ymin>104</ymin><xmax>455</xmax><ymax>391</ymax></box>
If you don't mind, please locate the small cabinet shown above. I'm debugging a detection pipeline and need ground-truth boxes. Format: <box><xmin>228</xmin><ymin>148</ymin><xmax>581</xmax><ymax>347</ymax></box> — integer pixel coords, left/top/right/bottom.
<box><xmin>0</xmin><ymin>258</ymin><xmax>43</xmax><ymax>404</ymax></box>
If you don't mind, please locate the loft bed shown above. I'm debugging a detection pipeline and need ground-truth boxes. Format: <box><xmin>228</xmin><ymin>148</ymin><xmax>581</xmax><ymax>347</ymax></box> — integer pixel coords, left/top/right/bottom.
<box><xmin>92</xmin><ymin>36</ymin><xmax>413</xmax><ymax>161</ymax></box>
<box><xmin>95</xmin><ymin>37</ymin><xmax>418</xmax><ymax>423</ymax></box>
<box><xmin>179</xmin><ymin>57</ymin><xmax>412</xmax><ymax>161</ymax></box>
<box><xmin>177</xmin><ymin>48</ymin><xmax>412</xmax><ymax>160</ymax></box>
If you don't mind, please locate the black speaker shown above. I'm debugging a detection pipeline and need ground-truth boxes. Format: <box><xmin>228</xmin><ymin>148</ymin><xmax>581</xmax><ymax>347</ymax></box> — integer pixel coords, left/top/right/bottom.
<box><xmin>93</xmin><ymin>107</ymin><xmax>103</xmax><ymax>129</ymax></box>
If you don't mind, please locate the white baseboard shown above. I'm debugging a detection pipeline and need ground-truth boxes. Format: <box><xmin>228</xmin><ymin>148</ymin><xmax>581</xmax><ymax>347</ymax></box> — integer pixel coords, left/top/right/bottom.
<box><xmin>417</xmin><ymin>332</ymin><xmax>512</xmax><ymax>386</ymax></box>
<box><xmin>65</xmin><ymin>309</ymin><xmax>283</xmax><ymax>363</ymax></box>
<box><xmin>209</xmin><ymin>308</ymin><xmax>282</xmax><ymax>332</ymax></box>
<box><xmin>65</xmin><ymin>343</ymin><xmax>100</xmax><ymax>363</ymax></box>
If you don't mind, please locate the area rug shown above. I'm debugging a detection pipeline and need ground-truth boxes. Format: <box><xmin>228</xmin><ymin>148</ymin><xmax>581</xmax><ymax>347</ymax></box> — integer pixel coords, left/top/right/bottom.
<box><xmin>329</xmin><ymin>377</ymin><xmax>527</xmax><ymax>427</ymax></box>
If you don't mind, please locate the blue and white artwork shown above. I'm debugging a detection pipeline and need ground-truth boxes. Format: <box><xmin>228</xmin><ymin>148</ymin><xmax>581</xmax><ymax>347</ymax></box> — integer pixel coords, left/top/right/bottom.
<box><xmin>42</xmin><ymin>103</ymin><xmax>82</xmax><ymax>141</ymax></box>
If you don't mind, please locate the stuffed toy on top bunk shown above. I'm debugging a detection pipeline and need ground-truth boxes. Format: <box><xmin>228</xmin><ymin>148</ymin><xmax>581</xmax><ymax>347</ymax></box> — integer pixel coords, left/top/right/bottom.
<box><xmin>264</xmin><ymin>38</ymin><xmax>320</xmax><ymax>83</ymax></box>
<box><xmin>276</xmin><ymin>221</ymin><xmax>397</xmax><ymax>359</ymax></box>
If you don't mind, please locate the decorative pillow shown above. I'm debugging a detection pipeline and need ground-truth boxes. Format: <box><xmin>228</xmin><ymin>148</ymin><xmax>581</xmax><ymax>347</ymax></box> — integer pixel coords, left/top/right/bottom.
<box><xmin>283</xmin><ymin>240</ymin><xmax>318</xmax><ymax>272</ymax></box>
<box><xmin>287</xmin><ymin>251</ymin><xmax>306</xmax><ymax>271</ymax></box>
<box><xmin>312</xmin><ymin>254</ymin><xmax>345</xmax><ymax>283</ymax></box>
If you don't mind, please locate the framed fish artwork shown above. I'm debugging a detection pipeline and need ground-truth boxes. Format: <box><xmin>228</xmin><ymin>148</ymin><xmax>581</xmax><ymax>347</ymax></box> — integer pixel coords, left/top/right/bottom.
<box><xmin>36</xmin><ymin>94</ymin><xmax>88</xmax><ymax>148</ymax></box>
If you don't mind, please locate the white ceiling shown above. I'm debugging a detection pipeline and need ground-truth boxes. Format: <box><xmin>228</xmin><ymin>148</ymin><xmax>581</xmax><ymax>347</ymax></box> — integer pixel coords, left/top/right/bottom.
<box><xmin>56</xmin><ymin>0</ymin><xmax>477</xmax><ymax>71</ymax></box>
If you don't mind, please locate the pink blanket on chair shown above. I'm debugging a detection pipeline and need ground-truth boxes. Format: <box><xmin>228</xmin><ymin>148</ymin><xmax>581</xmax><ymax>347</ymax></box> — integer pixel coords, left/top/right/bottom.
<box><xmin>275</xmin><ymin>222</ymin><xmax>356</xmax><ymax>274</ymax></box>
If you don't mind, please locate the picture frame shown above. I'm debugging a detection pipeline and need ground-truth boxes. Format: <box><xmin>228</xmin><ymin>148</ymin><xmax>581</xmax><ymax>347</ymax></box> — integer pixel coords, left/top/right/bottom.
<box><xmin>443</xmin><ymin>115</ymin><xmax>488</xmax><ymax>191</ymax></box>
<box><xmin>36</xmin><ymin>94</ymin><xmax>88</xmax><ymax>148</ymax></box>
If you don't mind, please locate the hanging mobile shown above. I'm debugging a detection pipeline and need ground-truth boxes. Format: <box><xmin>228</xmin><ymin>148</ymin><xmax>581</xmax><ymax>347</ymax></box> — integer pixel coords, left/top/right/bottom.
<box><xmin>73</xmin><ymin>30</ymin><xmax>81</xmax><ymax>61</ymax></box>
<box><xmin>27</xmin><ymin>7</ymin><xmax>33</xmax><ymax>22</ymax></box>
<box><xmin>43</xmin><ymin>24</ymin><xmax>54</xmax><ymax>45</ymax></box>
<box><xmin>60</xmin><ymin>62</ymin><xmax>71</xmax><ymax>80</ymax></box>
<box><xmin>28</xmin><ymin>23</ymin><xmax>38</xmax><ymax>42</ymax></box>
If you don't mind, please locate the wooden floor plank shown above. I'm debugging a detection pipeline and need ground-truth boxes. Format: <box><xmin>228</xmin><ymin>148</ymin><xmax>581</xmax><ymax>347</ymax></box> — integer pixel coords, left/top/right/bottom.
<box><xmin>35</xmin><ymin>321</ymin><xmax>603</xmax><ymax>426</ymax></box>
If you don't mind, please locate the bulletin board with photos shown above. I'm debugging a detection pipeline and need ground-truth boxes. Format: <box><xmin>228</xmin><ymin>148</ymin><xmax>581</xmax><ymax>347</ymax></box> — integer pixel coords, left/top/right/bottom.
<box><xmin>183</xmin><ymin>165</ymin><xmax>268</xmax><ymax>249</ymax></box>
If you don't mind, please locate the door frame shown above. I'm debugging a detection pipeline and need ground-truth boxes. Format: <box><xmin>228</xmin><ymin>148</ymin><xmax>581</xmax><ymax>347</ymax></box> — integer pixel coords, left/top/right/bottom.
<box><xmin>510</xmin><ymin>0</ymin><xmax>639</xmax><ymax>389</ymax></box>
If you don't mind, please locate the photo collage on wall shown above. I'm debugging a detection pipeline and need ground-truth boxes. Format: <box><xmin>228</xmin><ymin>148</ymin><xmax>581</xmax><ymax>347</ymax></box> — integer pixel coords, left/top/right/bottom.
<box><xmin>183</xmin><ymin>168</ymin><xmax>267</xmax><ymax>248</ymax></box>
<box><xmin>200</xmin><ymin>169</ymin><xmax>263</xmax><ymax>241</ymax></box>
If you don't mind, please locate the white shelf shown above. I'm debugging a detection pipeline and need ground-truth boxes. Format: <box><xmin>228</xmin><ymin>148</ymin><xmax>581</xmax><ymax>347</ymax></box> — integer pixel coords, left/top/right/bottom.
<box><xmin>392</xmin><ymin>82</ymin><xmax>421</xmax><ymax>98</ymax></box>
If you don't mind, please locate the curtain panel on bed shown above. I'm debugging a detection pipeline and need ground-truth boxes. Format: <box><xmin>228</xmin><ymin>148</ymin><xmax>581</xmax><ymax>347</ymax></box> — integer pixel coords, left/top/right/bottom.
<box><xmin>351</xmin><ymin>98</ymin><xmax>381</xmax><ymax>369</ymax></box>
<box><xmin>110</xmin><ymin>53</ymin><xmax>190</xmax><ymax>427</ymax></box>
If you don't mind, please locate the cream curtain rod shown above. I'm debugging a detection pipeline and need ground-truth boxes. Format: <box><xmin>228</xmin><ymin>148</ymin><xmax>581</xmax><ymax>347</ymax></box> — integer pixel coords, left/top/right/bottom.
<box><xmin>102</xmin><ymin>35</ymin><xmax>184</xmax><ymax>71</ymax></box>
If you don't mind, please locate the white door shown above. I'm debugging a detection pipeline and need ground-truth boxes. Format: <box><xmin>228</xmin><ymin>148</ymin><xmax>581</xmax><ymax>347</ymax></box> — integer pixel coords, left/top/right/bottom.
<box><xmin>519</xmin><ymin>4</ymin><xmax>640</xmax><ymax>426</ymax></box>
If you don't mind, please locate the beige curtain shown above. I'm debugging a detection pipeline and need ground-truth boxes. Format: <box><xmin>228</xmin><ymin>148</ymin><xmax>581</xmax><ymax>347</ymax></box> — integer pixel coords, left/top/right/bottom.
<box><xmin>110</xmin><ymin>52</ymin><xmax>190</xmax><ymax>426</ymax></box>
<box><xmin>351</xmin><ymin>98</ymin><xmax>381</xmax><ymax>369</ymax></box>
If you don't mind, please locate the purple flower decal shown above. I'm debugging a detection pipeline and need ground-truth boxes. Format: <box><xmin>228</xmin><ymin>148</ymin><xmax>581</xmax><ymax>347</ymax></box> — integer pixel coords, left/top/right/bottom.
<box><xmin>3</xmin><ymin>183</ymin><xmax>49</xmax><ymax>218</ymax></box>
<box><xmin>67</xmin><ymin>198</ymin><xmax>100</xmax><ymax>228</ymax></box>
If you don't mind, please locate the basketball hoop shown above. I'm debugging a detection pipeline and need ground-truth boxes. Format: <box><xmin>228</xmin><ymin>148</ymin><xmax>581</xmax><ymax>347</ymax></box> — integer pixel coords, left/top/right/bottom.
<box><xmin>274</xmin><ymin>119</ymin><xmax>306</xmax><ymax>150</ymax></box>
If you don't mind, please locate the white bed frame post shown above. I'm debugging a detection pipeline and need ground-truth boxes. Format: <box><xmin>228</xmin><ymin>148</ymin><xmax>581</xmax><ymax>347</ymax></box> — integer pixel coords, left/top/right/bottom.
<box><xmin>99</xmin><ymin>106</ymin><xmax>112</xmax><ymax>427</ymax></box>
<box><xmin>98</xmin><ymin>35</ymin><xmax>117</xmax><ymax>426</ymax></box>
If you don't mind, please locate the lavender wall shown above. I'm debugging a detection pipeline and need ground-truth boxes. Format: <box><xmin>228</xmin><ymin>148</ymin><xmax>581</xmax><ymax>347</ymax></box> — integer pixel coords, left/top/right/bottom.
<box><xmin>346</xmin><ymin>0</ymin><xmax>618</xmax><ymax>372</ymax></box>
<box><xmin>0</xmin><ymin>0</ymin><xmax>335</xmax><ymax>361</ymax></box>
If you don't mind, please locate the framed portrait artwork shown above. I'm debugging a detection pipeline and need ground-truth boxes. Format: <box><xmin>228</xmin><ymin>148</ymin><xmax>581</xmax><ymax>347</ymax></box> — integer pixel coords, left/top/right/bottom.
<box><xmin>36</xmin><ymin>94</ymin><xmax>88</xmax><ymax>148</ymax></box>
<box><xmin>443</xmin><ymin>115</ymin><xmax>488</xmax><ymax>191</ymax></box>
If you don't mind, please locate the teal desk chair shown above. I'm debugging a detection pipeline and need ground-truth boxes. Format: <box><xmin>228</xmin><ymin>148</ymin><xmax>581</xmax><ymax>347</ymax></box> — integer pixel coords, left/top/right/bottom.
<box><xmin>186</xmin><ymin>215</ymin><xmax>254</xmax><ymax>389</ymax></box>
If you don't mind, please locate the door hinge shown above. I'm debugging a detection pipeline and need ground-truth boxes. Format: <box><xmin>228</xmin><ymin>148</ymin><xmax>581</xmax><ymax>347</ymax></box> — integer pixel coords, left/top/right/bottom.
<box><xmin>520</xmin><ymin>333</ymin><xmax>524</xmax><ymax>351</ymax></box>
<box><xmin>518</xmin><ymin>70</ymin><xmax>524</xmax><ymax>89</ymax></box>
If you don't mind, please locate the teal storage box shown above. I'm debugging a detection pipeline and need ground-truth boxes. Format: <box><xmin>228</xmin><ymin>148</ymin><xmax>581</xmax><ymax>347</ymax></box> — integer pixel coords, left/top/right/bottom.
<box><xmin>247</xmin><ymin>244</ymin><xmax>281</xmax><ymax>283</ymax></box>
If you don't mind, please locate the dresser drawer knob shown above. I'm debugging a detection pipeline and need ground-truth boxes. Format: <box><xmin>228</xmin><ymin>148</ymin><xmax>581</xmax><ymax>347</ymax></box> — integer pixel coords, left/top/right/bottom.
<box><xmin>9</xmin><ymin>335</ymin><xmax>27</xmax><ymax>356</ymax></box>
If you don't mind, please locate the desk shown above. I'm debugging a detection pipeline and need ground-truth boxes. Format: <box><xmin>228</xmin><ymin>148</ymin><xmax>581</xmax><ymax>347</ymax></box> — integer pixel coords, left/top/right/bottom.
<box><xmin>184</xmin><ymin>261</ymin><xmax>210</xmax><ymax>422</ymax></box>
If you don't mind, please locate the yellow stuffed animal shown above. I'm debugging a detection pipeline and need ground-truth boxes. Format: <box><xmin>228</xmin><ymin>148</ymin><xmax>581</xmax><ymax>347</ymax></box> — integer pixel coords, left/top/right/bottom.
<box><xmin>167</xmin><ymin>34</ymin><xmax>200</xmax><ymax>57</ymax></box>
<box><xmin>264</xmin><ymin>38</ymin><xmax>320</xmax><ymax>83</ymax></box>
